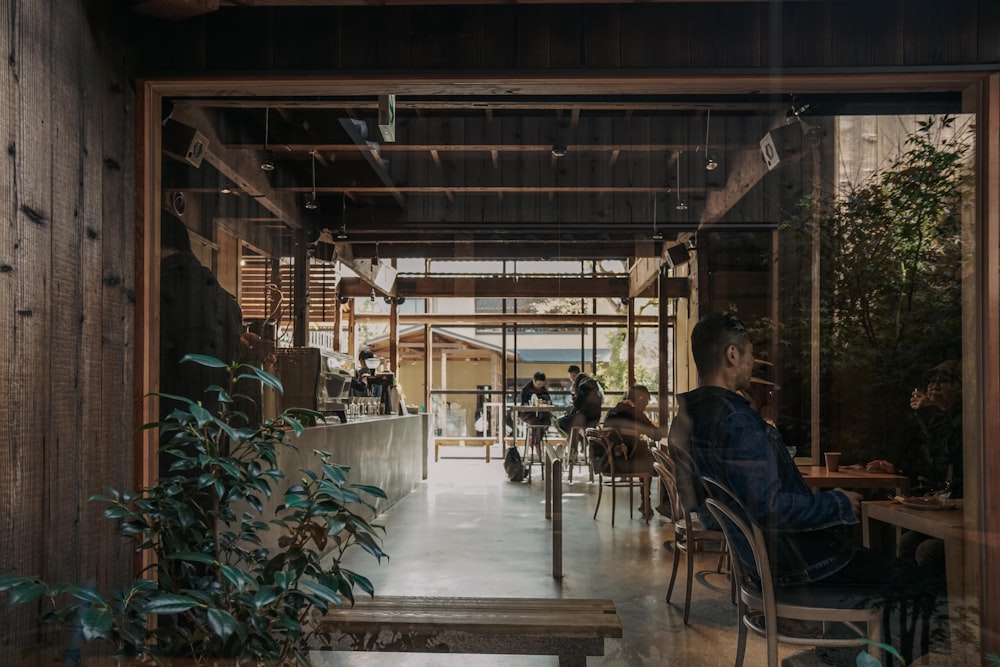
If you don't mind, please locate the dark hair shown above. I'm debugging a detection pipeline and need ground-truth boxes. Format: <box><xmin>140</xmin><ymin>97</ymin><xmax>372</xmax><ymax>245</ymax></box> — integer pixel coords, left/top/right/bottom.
<box><xmin>624</xmin><ymin>385</ymin><xmax>651</xmax><ymax>402</ymax></box>
<box><xmin>690</xmin><ymin>312</ymin><xmax>750</xmax><ymax>377</ymax></box>
<box><xmin>160</xmin><ymin>211</ymin><xmax>192</xmax><ymax>253</ymax></box>
<box><xmin>567</xmin><ymin>365</ymin><xmax>581</xmax><ymax>374</ymax></box>
<box><xmin>533</xmin><ymin>371</ymin><xmax>546</xmax><ymax>382</ymax></box>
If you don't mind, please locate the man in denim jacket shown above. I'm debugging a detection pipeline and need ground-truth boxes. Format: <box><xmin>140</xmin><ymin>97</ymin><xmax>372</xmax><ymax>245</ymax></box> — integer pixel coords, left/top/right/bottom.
<box><xmin>672</xmin><ymin>312</ymin><xmax>917</xmax><ymax>592</ymax></box>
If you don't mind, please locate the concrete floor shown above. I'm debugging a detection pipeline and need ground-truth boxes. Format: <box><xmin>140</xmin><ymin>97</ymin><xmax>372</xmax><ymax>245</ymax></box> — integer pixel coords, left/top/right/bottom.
<box><xmin>326</xmin><ymin>449</ymin><xmax>925</xmax><ymax>667</ymax></box>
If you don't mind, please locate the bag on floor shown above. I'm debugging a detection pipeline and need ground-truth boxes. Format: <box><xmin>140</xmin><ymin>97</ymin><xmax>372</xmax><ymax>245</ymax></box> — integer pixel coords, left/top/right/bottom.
<box><xmin>504</xmin><ymin>445</ymin><xmax>525</xmax><ymax>482</ymax></box>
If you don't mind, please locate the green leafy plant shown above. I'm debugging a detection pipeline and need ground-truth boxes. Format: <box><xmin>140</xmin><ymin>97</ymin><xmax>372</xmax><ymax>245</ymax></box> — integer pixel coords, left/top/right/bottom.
<box><xmin>780</xmin><ymin>116</ymin><xmax>970</xmax><ymax>461</ymax></box>
<box><xmin>1</xmin><ymin>355</ymin><xmax>388</xmax><ymax>665</ymax></box>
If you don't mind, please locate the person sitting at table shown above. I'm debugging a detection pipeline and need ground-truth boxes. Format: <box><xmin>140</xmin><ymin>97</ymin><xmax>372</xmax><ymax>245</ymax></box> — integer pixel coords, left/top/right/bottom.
<box><xmin>519</xmin><ymin>371</ymin><xmax>552</xmax><ymax>459</ymax></box>
<box><xmin>603</xmin><ymin>385</ymin><xmax>664</xmax><ymax>518</ymax></box>
<box><xmin>671</xmin><ymin>312</ymin><xmax>928</xmax><ymax>655</ymax></box>
<box><xmin>556</xmin><ymin>365</ymin><xmax>604</xmax><ymax>454</ymax></box>
<box><xmin>896</xmin><ymin>359</ymin><xmax>963</xmax><ymax>579</ymax></box>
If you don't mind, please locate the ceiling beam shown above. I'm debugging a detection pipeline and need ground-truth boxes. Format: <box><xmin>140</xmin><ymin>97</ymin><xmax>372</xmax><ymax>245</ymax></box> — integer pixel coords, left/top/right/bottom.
<box><xmin>169</xmin><ymin>105</ymin><xmax>307</xmax><ymax>230</ymax></box>
<box><xmin>337</xmin><ymin>275</ymin><xmax>687</xmax><ymax>299</ymax></box>
<box><xmin>354</xmin><ymin>313</ymin><xmax>664</xmax><ymax>326</ymax></box>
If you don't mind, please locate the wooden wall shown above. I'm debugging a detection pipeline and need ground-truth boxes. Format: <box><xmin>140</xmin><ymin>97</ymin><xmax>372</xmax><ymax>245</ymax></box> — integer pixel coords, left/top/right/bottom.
<box><xmin>0</xmin><ymin>1</ymin><xmax>135</xmax><ymax>662</ymax></box>
<box><xmin>131</xmin><ymin>1</ymin><xmax>1000</xmax><ymax>72</ymax></box>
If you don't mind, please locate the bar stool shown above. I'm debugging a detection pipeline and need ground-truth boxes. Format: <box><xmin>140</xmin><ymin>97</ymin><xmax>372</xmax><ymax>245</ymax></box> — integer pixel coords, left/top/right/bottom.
<box><xmin>523</xmin><ymin>423</ymin><xmax>549</xmax><ymax>481</ymax></box>
<box><xmin>567</xmin><ymin>424</ymin><xmax>594</xmax><ymax>482</ymax></box>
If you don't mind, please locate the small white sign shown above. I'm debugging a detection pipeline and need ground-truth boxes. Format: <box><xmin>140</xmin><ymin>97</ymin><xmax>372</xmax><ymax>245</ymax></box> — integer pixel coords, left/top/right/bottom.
<box><xmin>760</xmin><ymin>132</ymin><xmax>780</xmax><ymax>170</ymax></box>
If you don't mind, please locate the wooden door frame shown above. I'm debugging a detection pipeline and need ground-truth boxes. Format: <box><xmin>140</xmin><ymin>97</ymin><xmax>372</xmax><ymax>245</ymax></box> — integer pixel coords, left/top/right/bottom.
<box><xmin>136</xmin><ymin>70</ymin><xmax>1000</xmax><ymax>656</ymax></box>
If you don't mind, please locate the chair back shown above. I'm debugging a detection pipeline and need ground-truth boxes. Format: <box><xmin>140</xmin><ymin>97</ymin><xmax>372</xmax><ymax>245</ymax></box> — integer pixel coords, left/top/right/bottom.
<box><xmin>651</xmin><ymin>459</ymin><xmax>686</xmax><ymax>523</ymax></box>
<box><xmin>585</xmin><ymin>427</ymin><xmax>618</xmax><ymax>475</ymax></box>
<box><xmin>665</xmin><ymin>440</ymin><xmax>704</xmax><ymax>514</ymax></box>
<box><xmin>700</xmin><ymin>477</ymin><xmax>770</xmax><ymax>591</ymax></box>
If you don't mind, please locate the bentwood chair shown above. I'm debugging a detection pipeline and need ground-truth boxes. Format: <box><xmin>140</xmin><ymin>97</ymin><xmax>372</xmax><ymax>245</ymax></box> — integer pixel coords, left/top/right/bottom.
<box><xmin>587</xmin><ymin>427</ymin><xmax>651</xmax><ymax>527</ymax></box>
<box><xmin>701</xmin><ymin>476</ymin><xmax>884</xmax><ymax>667</ymax></box>
<box><xmin>651</xmin><ymin>448</ymin><xmax>727</xmax><ymax>625</ymax></box>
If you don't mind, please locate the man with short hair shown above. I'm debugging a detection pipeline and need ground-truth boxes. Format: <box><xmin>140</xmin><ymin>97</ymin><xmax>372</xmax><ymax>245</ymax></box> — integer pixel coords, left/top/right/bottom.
<box><xmin>671</xmin><ymin>312</ymin><xmax>926</xmax><ymax>657</ymax></box>
<box><xmin>604</xmin><ymin>385</ymin><xmax>663</xmax><ymax>518</ymax></box>
<box><xmin>520</xmin><ymin>371</ymin><xmax>553</xmax><ymax>457</ymax></box>
<box><xmin>556</xmin><ymin>364</ymin><xmax>604</xmax><ymax>455</ymax></box>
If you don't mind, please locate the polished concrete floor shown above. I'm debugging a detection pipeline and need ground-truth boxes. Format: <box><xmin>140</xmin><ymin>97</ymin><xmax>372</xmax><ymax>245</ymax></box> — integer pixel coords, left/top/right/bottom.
<box><xmin>326</xmin><ymin>447</ymin><xmax>927</xmax><ymax>666</ymax></box>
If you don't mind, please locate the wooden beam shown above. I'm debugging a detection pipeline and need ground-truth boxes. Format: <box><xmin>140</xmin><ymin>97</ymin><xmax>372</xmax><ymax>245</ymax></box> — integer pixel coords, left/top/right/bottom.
<box><xmin>355</xmin><ymin>313</ymin><xmax>665</xmax><ymax>326</ymax></box>
<box><xmin>169</xmin><ymin>105</ymin><xmax>306</xmax><ymax>230</ymax></box>
<box><xmin>700</xmin><ymin>118</ymin><xmax>805</xmax><ymax>228</ymax></box>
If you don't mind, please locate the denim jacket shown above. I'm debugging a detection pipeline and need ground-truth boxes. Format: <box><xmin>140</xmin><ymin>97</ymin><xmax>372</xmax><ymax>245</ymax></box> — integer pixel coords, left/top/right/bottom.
<box><xmin>673</xmin><ymin>386</ymin><xmax>858</xmax><ymax>585</ymax></box>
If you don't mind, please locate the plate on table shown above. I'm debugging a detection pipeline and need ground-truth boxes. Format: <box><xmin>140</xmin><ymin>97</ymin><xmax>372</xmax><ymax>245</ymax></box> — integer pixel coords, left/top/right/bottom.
<box><xmin>901</xmin><ymin>497</ymin><xmax>957</xmax><ymax>511</ymax></box>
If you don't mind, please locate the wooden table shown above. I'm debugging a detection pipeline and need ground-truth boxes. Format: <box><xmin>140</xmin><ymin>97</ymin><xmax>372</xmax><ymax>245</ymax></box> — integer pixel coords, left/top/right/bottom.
<box><xmin>862</xmin><ymin>500</ymin><xmax>971</xmax><ymax>663</ymax></box>
<box><xmin>798</xmin><ymin>465</ymin><xmax>911</xmax><ymax>495</ymax></box>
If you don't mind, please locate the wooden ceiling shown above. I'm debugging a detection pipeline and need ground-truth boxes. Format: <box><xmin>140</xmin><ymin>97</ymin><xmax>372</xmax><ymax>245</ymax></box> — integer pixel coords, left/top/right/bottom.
<box><xmin>160</xmin><ymin>88</ymin><xmax>959</xmax><ymax>267</ymax></box>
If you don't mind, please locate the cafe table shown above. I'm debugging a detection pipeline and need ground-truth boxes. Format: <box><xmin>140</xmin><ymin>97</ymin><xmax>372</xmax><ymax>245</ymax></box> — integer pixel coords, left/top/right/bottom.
<box><xmin>797</xmin><ymin>464</ymin><xmax>911</xmax><ymax>496</ymax></box>
<box><xmin>862</xmin><ymin>499</ymin><xmax>971</xmax><ymax>663</ymax></box>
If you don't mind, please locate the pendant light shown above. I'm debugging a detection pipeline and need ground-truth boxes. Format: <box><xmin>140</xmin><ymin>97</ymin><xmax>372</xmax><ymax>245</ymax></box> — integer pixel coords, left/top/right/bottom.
<box><xmin>335</xmin><ymin>193</ymin><xmax>349</xmax><ymax>239</ymax></box>
<box><xmin>675</xmin><ymin>152</ymin><xmax>688</xmax><ymax>211</ymax></box>
<box><xmin>260</xmin><ymin>107</ymin><xmax>275</xmax><ymax>171</ymax></box>
<box><xmin>304</xmin><ymin>149</ymin><xmax>318</xmax><ymax>210</ymax></box>
<box><xmin>704</xmin><ymin>109</ymin><xmax>718</xmax><ymax>171</ymax></box>
<box><xmin>652</xmin><ymin>195</ymin><xmax>663</xmax><ymax>240</ymax></box>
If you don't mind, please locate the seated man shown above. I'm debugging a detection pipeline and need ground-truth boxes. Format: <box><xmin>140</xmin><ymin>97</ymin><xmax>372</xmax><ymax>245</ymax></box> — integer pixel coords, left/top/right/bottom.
<box><xmin>556</xmin><ymin>365</ymin><xmax>604</xmax><ymax>452</ymax></box>
<box><xmin>519</xmin><ymin>371</ymin><xmax>552</xmax><ymax>458</ymax></box>
<box><xmin>671</xmin><ymin>312</ymin><xmax>928</xmax><ymax>655</ymax></box>
<box><xmin>603</xmin><ymin>385</ymin><xmax>664</xmax><ymax>518</ymax></box>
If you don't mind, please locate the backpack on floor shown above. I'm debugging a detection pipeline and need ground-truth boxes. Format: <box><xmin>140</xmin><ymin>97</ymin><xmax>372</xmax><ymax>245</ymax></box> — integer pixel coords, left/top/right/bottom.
<box><xmin>504</xmin><ymin>445</ymin><xmax>525</xmax><ymax>482</ymax></box>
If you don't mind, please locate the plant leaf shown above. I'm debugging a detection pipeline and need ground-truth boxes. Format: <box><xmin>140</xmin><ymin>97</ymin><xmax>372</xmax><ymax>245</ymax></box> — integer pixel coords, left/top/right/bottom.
<box><xmin>145</xmin><ymin>594</ymin><xmax>200</xmax><ymax>614</ymax></box>
<box><xmin>181</xmin><ymin>354</ymin><xmax>229</xmax><ymax>368</ymax></box>
<box><xmin>206</xmin><ymin>607</ymin><xmax>240</xmax><ymax>639</ymax></box>
<box><xmin>80</xmin><ymin>606</ymin><xmax>114</xmax><ymax>641</ymax></box>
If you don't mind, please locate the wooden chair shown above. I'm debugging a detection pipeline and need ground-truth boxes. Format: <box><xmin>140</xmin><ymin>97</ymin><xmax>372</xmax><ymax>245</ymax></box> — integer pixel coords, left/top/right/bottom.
<box><xmin>587</xmin><ymin>427</ymin><xmax>651</xmax><ymax>527</ymax></box>
<box><xmin>701</xmin><ymin>476</ymin><xmax>884</xmax><ymax>667</ymax></box>
<box><xmin>651</xmin><ymin>447</ymin><xmax>727</xmax><ymax>625</ymax></box>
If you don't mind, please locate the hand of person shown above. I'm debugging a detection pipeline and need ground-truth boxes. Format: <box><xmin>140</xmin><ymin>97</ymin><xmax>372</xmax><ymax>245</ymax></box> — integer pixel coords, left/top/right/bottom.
<box><xmin>866</xmin><ymin>459</ymin><xmax>896</xmax><ymax>474</ymax></box>
<box><xmin>836</xmin><ymin>489</ymin><xmax>864</xmax><ymax>516</ymax></box>
<box><xmin>910</xmin><ymin>388</ymin><xmax>932</xmax><ymax>409</ymax></box>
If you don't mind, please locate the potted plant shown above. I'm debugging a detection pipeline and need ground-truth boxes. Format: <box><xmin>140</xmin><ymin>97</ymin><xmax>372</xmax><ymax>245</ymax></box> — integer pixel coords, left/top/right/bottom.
<box><xmin>1</xmin><ymin>355</ymin><xmax>388</xmax><ymax>665</ymax></box>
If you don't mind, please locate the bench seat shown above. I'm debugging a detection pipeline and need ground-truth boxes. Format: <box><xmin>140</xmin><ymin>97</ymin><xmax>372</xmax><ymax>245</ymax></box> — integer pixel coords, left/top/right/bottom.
<box><xmin>308</xmin><ymin>595</ymin><xmax>622</xmax><ymax>667</ymax></box>
<box><xmin>433</xmin><ymin>437</ymin><xmax>495</xmax><ymax>462</ymax></box>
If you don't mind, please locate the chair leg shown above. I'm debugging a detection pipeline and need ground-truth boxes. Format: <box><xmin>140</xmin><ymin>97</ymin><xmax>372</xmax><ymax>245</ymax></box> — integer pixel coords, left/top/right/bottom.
<box><xmin>666</xmin><ymin>537</ymin><xmax>681</xmax><ymax>603</ymax></box>
<box><xmin>593</xmin><ymin>474</ymin><xmax>604</xmax><ymax>521</ymax></box>
<box><xmin>610</xmin><ymin>476</ymin><xmax>617</xmax><ymax>527</ymax></box>
<box><xmin>683</xmin><ymin>538</ymin><xmax>694</xmax><ymax>625</ymax></box>
<box><xmin>734</xmin><ymin>600</ymin><xmax>748</xmax><ymax>667</ymax></box>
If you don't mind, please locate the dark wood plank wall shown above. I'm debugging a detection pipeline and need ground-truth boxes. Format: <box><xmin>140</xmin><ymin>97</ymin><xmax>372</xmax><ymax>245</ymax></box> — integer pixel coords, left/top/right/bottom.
<box><xmin>0</xmin><ymin>2</ymin><xmax>135</xmax><ymax>663</ymax></box>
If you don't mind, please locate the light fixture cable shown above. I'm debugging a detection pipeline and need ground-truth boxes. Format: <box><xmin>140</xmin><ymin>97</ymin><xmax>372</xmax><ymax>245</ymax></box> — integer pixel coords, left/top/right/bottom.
<box><xmin>260</xmin><ymin>107</ymin><xmax>275</xmax><ymax>171</ymax></box>
<box><xmin>305</xmin><ymin>149</ymin><xmax>318</xmax><ymax>210</ymax></box>
<box><xmin>675</xmin><ymin>151</ymin><xmax>688</xmax><ymax>211</ymax></box>
<box><xmin>704</xmin><ymin>110</ymin><xmax>718</xmax><ymax>171</ymax></box>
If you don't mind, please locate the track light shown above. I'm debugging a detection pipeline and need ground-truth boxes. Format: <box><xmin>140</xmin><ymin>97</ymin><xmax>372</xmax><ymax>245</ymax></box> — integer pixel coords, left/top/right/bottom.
<box><xmin>704</xmin><ymin>109</ymin><xmax>718</xmax><ymax>171</ymax></box>
<box><xmin>260</xmin><ymin>107</ymin><xmax>275</xmax><ymax>171</ymax></box>
<box><xmin>305</xmin><ymin>149</ymin><xmax>318</xmax><ymax>210</ymax></box>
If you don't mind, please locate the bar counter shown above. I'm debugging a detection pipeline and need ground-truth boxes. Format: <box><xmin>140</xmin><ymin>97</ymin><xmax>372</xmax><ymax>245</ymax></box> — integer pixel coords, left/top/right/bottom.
<box><xmin>255</xmin><ymin>413</ymin><xmax>429</xmax><ymax>552</ymax></box>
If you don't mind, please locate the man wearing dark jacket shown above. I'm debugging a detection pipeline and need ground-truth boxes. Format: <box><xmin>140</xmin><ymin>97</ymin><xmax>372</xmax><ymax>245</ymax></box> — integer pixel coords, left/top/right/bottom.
<box><xmin>671</xmin><ymin>312</ymin><xmax>925</xmax><ymax>656</ymax></box>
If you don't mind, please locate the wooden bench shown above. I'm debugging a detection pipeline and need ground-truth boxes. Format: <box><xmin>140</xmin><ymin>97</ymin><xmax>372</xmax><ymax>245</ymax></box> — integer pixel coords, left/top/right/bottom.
<box><xmin>433</xmin><ymin>436</ymin><xmax>495</xmax><ymax>462</ymax></box>
<box><xmin>308</xmin><ymin>595</ymin><xmax>622</xmax><ymax>666</ymax></box>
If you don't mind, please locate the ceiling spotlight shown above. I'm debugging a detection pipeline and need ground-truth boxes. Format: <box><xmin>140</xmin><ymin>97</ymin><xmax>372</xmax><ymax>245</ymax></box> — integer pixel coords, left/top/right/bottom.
<box><xmin>260</xmin><ymin>108</ymin><xmax>275</xmax><ymax>171</ymax></box>
<box><xmin>704</xmin><ymin>109</ymin><xmax>718</xmax><ymax>171</ymax></box>
<box><xmin>304</xmin><ymin>149</ymin><xmax>319</xmax><ymax>210</ymax></box>
<box><xmin>675</xmin><ymin>151</ymin><xmax>688</xmax><ymax>211</ymax></box>
<box><xmin>335</xmin><ymin>225</ymin><xmax>348</xmax><ymax>240</ymax></box>
<box><xmin>551</xmin><ymin>144</ymin><xmax>568</xmax><ymax>158</ymax></box>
